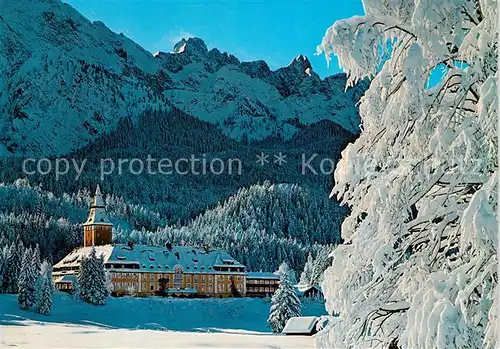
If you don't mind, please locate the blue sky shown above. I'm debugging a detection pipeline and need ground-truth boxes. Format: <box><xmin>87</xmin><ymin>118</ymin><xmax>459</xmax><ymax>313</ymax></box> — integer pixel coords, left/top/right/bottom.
<box><xmin>65</xmin><ymin>0</ymin><xmax>364</xmax><ymax>78</ymax></box>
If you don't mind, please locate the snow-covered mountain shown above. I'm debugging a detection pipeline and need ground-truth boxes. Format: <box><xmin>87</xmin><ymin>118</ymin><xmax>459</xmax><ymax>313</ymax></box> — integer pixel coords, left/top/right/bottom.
<box><xmin>0</xmin><ymin>0</ymin><xmax>366</xmax><ymax>156</ymax></box>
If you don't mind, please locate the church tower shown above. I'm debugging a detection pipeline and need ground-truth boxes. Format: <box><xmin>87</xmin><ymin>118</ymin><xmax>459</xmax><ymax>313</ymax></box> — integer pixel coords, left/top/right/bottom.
<box><xmin>82</xmin><ymin>185</ymin><xmax>113</xmax><ymax>247</ymax></box>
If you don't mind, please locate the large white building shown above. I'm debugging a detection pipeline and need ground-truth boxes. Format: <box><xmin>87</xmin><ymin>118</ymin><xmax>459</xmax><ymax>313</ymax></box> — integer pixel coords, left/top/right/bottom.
<box><xmin>53</xmin><ymin>186</ymin><xmax>247</xmax><ymax>297</ymax></box>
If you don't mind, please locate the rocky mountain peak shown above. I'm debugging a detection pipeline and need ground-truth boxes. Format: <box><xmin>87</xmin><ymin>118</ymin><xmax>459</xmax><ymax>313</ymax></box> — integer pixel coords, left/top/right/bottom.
<box><xmin>288</xmin><ymin>54</ymin><xmax>312</xmax><ymax>73</ymax></box>
<box><xmin>173</xmin><ymin>37</ymin><xmax>208</xmax><ymax>57</ymax></box>
<box><xmin>0</xmin><ymin>0</ymin><xmax>366</xmax><ymax>156</ymax></box>
<box><xmin>240</xmin><ymin>60</ymin><xmax>272</xmax><ymax>79</ymax></box>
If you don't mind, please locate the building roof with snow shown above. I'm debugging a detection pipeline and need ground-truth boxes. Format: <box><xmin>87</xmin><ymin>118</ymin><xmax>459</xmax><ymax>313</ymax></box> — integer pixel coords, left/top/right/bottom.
<box><xmin>246</xmin><ymin>272</ymin><xmax>280</xmax><ymax>280</ymax></box>
<box><xmin>296</xmin><ymin>284</ymin><xmax>322</xmax><ymax>293</ymax></box>
<box><xmin>282</xmin><ymin>316</ymin><xmax>319</xmax><ymax>335</ymax></box>
<box><xmin>53</xmin><ymin>274</ymin><xmax>77</xmax><ymax>284</ymax></box>
<box><xmin>54</xmin><ymin>244</ymin><xmax>245</xmax><ymax>274</ymax></box>
<box><xmin>294</xmin><ymin>284</ymin><xmax>323</xmax><ymax>298</ymax></box>
<box><xmin>82</xmin><ymin>185</ymin><xmax>112</xmax><ymax>226</ymax></box>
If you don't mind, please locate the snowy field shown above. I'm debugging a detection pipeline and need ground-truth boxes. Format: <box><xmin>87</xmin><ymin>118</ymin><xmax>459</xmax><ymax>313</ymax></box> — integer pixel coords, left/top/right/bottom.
<box><xmin>0</xmin><ymin>293</ymin><xmax>325</xmax><ymax>348</ymax></box>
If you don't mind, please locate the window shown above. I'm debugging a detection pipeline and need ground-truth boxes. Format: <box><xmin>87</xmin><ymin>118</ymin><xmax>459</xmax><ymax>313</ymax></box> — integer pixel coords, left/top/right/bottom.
<box><xmin>201</xmin><ymin>275</ymin><xmax>205</xmax><ymax>282</ymax></box>
<box><xmin>209</xmin><ymin>284</ymin><xmax>213</xmax><ymax>291</ymax></box>
<box><xmin>174</xmin><ymin>266</ymin><xmax>183</xmax><ymax>288</ymax></box>
<box><xmin>237</xmin><ymin>276</ymin><xmax>242</xmax><ymax>281</ymax></box>
<box><xmin>218</xmin><ymin>284</ymin><xmax>224</xmax><ymax>291</ymax></box>
<box><xmin>150</xmin><ymin>274</ymin><xmax>154</xmax><ymax>281</ymax></box>
<box><xmin>194</xmin><ymin>275</ymin><xmax>198</xmax><ymax>282</ymax></box>
<box><xmin>150</xmin><ymin>285</ymin><xmax>154</xmax><ymax>291</ymax></box>
<box><xmin>209</xmin><ymin>275</ymin><xmax>213</xmax><ymax>281</ymax></box>
<box><xmin>186</xmin><ymin>283</ymin><xmax>191</xmax><ymax>288</ymax></box>
<box><xmin>194</xmin><ymin>283</ymin><xmax>198</xmax><ymax>290</ymax></box>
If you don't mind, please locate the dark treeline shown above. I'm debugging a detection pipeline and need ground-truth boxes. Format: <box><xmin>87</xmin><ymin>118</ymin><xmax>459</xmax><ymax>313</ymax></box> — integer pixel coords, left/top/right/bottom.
<box><xmin>0</xmin><ymin>108</ymin><xmax>355</xmax><ymax>273</ymax></box>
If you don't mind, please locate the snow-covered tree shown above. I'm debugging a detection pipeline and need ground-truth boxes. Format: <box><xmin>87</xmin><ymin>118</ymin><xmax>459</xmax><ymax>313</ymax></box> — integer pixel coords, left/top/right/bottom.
<box><xmin>78</xmin><ymin>247</ymin><xmax>108</xmax><ymax>305</ymax></box>
<box><xmin>309</xmin><ymin>245</ymin><xmax>332</xmax><ymax>286</ymax></box>
<box><xmin>17</xmin><ymin>248</ymin><xmax>37</xmax><ymax>309</ymax></box>
<box><xmin>299</xmin><ymin>253</ymin><xmax>314</xmax><ymax>286</ymax></box>
<box><xmin>33</xmin><ymin>244</ymin><xmax>41</xmax><ymax>275</ymax></box>
<box><xmin>34</xmin><ymin>260</ymin><xmax>52</xmax><ymax>315</ymax></box>
<box><xmin>316</xmin><ymin>1</ymin><xmax>497</xmax><ymax>348</ymax></box>
<box><xmin>276</xmin><ymin>261</ymin><xmax>298</xmax><ymax>285</ymax></box>
<box><xmin>72</xmin><ymin>277</ymin><xmax>81</xmax><ymax>301</ymax></box>
<box><xmin>0</xmin><ymin>247</ymin><xmax>5</xmax><ymax>291</ymax></box>
<box><xmin>268</xmin><ymin>262</ymin><xmax>301</xmax><ymax>333</ymax></box>
<box><xmin>3</xmin><ymin>240</ymin><xmax>23</xmax><ymax>294</ymax></box>
<box><xmin>104</xmin><ymin>271</ymin><xmax>113</xmax><ymax>295</ymax></box>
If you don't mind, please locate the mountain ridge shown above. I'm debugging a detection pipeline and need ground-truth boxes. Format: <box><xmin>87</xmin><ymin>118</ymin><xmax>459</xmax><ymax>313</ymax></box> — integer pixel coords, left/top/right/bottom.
<box><xmin>0</xmin><ymin>0</ymin><xmax>366</xmax><ymax>156</ymax></box>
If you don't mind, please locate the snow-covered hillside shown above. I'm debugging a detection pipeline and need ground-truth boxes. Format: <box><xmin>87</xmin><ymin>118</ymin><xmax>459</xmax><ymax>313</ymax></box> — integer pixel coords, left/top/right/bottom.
<box><xmin>0</xmin><ymin>0</ymin><xmax>366</xmax><ymax>156</ymax></box>
<box><xmin>0</xmin><ymin>293</ymin><xmax>325</xmax><ymax>348</ymax></box>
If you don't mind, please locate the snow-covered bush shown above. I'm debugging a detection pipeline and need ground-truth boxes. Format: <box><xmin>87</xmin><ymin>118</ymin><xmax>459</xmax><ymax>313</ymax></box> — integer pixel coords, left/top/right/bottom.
<box><xmin>268</xmin><ymin>262</ymin><xmax>301</xmax><ymax>333</ymax></box>
<box><xmin>316</xmin><ymin>1</ymin><xmax>497</xmax><ymax>348</ymax></box>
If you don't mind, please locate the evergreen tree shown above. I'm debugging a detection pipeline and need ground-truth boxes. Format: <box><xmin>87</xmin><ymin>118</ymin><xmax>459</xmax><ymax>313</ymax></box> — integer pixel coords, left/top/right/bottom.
<box><xmin>3</xmin><ymin>242</ymin><xmax>19</xmax><ymax>293</ymax></box>
<box><xmin>72</xmin><ymin>277</ymin><xmax>80</xmax><ymax>301</ymax></box>
<box><xmin>33</xmin><ymin>244</ymin><xmax>41</xmax><ymax>275</ymax></box>
<box><xmin>17</xmin><ymin>248</ymin><xmax>37</xmax><ymax>309</ymax></box>
<box><xmin>299</xmin><ymin>253</ymin><xmax>314</xmax><ymax>286</ymax></box>
<box><xmin>267</xmin><ymin>262</ymin><xmax>301</xmax><ymax>333</ymax></box>
<box><xmin>310</xmin><ymin>245</ymin><xmax>332</xmax><ymax>286</ymax></box>
<box><xmin>276</xmin><ymin>261</ymin><xmax>297</xmax><ymax>285</ymax></box>
<box><xmin>34</xmin><ymin>260</ymin><xmax>52</xmax><ymax>315</ymax></box>
<box><xmin>0</xmin><ymin>248</ymin><xmax>4</xmax><ymax>291</ymax></box>
<box><xmin>78</xmin><ymin>247</ymin><xmax>108</xmax><ymax>305</ymax></box>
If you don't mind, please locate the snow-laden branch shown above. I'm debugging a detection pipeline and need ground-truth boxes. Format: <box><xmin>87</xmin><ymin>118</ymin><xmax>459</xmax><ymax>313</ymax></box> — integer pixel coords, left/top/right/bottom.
<box><xmin>317</xmin><ymin>1</ymin><xmax>498</xmax><ymax>348</ymax></box>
